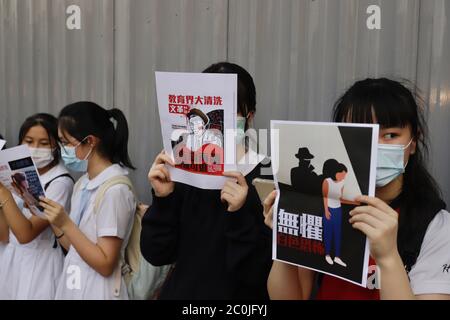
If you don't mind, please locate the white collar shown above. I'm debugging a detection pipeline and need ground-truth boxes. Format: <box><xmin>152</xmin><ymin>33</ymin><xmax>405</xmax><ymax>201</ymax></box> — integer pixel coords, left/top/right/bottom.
<box><xmin>79</xmin><ymin>164</ymin><xmax>129</xmax><ymax>191</ymax></box>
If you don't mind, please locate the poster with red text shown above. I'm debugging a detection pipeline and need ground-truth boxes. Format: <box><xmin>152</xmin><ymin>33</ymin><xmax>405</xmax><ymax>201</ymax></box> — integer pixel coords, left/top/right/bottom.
<box><xmin>155</xmin><ymin>72</ymin><xmax>237</xmax><ymax>189</ymax></box>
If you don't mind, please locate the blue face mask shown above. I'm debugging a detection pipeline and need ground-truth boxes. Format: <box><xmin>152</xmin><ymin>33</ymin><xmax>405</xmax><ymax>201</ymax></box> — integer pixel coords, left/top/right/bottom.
<box><xmin>376</xmin><ymin>139</ymin><xmax>413</xmax><ymax>187</ymax></box>
<box><xmin>60</xmin><ymin>138</ymin><xmax>92</xmax><ymax>173</ymax></box>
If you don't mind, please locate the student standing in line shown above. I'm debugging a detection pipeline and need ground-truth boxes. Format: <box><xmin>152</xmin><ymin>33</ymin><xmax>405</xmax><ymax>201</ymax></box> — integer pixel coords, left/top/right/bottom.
<box><xmin>0</xmin><ymin>114</ymin><xmax>74</xmax><ymax>299</ymax></box>
<box><xmin>39</xmin><ymin>102</ymin><xmax>137</xmax><ymax>300</ymax></box>
<box><xmin>141</xmin><ymin>62</ymin><xmax>273</xmax><ymax>299</ymax></box>
<box><xmin>264</xmin><ymin>78</ymin><xmax>450</xmax><ymax>300</ymax></box>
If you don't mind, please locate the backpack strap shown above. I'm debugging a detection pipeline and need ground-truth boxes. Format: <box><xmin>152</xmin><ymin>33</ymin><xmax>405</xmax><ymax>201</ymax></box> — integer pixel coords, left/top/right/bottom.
<box><xmin>44</xmin><ymin>173</ymin><xmax>75</xmax><ymax>191</ymax></box>
<box><xmin>93</xmin><ymin>176</ymin><xmax>136</xmax><ymax>214</ymax></box>
<box><xmin>91</xmin><ymin>175</ymin><xmax>136</xmax><ymax>298</ymax></box>
<box><xmin>44</xmin><ymin>173</ymin><xmax>74</xmax><ymax>249</ymax></box>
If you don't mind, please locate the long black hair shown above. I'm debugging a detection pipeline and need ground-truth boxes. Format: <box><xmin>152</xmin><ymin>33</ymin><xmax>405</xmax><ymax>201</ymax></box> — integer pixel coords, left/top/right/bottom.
<box><xmin>203</xmin><ymin>62</ymin><xmax>256</xmax><ymax>131</ymax></box>
<box><xmin>322</xmin><ymin>159</ymin><xmax>348</xmax><ymax>181</ymax></box>
<box><xmin>332</xmin><ymin>78</ymin><xmax>445</xmax><ymax>267</ymax></box>
<box><xmin>58</xmin><ymin>102</ymin><xmax>135</xmax><ymax>170</ymax></box>
<box><xmin>18</xmin><ymin>113</ymin><xmax>61</xmax><ymax>168</ymax></box>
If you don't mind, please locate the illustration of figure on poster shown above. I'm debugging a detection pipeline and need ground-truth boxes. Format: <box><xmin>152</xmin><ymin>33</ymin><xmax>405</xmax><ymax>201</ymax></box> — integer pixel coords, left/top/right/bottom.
<box><xmin>290</xmin><ymin>147</ymin><xmax>322</xmax><ymax>195</ymax></box>
<box><xmin>291</xmin><ymin>147</ymin><xmax>358</xmax><ymax>268</ymax></box>
<box><xmin>172</xmin><ymin>108</ymin><xmax>224</xmax><ymax>175</ymax></box>
<box><xmin>321</xmin><ymin>159</ymin><xmax>360</xmax><ymax>268</ymax></box>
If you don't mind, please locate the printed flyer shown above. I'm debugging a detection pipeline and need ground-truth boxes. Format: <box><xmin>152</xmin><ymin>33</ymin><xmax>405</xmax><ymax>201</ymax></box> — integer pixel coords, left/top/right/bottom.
<box><xmin>155</xmin><ymin>71</ymin><xmax>237</xmax><ymax>189</ymax></box>
<box><xmin>0</xmin><ymin>145</ymin><xmax>47</xmax><ymax>218</ymax></box>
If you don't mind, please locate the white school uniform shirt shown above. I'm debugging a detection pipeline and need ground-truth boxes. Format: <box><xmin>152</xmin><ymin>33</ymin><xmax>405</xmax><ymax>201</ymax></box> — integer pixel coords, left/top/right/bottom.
<box><xmin>408</xmin><ymin>209</ymin><xmax>450</xmax><ymax>295</ymax></box>
<box><xmin>0</xmin><ymin>163</ymin><xmax>73</xmax><ymax>299</ymax></box>
<box><xmin>55</xmin><ymin>164</ymin><xmax>136</xmax><ymax>300</ymax></box>
<box><xmin>364</xmin><ymin>209</ymin><xmax>450</xmax><ymax>295</ymax></box>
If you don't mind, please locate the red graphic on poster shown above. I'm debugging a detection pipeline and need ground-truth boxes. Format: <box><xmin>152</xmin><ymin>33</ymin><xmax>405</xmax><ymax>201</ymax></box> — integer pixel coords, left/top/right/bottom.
<box><xmin>171</xmin><ymin>106</ymin><xmax>224</xmax><ymax>176</ymax></box>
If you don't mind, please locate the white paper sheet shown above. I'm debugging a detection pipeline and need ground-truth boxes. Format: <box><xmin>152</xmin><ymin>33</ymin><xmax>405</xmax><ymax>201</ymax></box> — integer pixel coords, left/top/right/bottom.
<box><xmin>155</xmin><ymin>71</ymin><xmax>237</xmax><ymax>190</ymax></box>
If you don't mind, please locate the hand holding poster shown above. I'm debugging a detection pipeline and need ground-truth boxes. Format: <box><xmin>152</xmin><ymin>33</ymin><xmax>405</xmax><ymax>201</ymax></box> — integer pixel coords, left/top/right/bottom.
<box><xmin>155</xmin><ymin>72</ymin><xmax>237</xmax><ymax>189</ymax></box>
<box><xmin>271</xmin><ymin>121</ymin><xmax>379</xmax><ymax>287</ymax></box>
<box><xmin>0</xmin><ymin>145</ymin><xmax>47</xmax><ymax>218</ymax></box>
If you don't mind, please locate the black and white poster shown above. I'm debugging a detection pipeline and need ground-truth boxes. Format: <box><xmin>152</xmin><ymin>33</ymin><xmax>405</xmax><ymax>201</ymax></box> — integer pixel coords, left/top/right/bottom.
<box><xmin>271</xmin><ymin>121</ymin><xmax>379</xmax><ymax>287</ymax></box>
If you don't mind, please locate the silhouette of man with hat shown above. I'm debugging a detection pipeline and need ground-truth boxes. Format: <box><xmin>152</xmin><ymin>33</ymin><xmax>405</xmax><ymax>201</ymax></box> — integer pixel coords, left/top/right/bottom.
<box><xmin>290</xmin><ymin>147</ymin><xmax>321</xmax><ymax>194</ymax></box>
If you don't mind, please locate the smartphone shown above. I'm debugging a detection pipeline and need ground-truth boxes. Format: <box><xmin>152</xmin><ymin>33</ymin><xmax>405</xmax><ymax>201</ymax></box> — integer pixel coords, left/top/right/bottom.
<box><xmin>252</xmin><ymin>178</ymin><xmax>276</xmax><ymax>203</ymax></box>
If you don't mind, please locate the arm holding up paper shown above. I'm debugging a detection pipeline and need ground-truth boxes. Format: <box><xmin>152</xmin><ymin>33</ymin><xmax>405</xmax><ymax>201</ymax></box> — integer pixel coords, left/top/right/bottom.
<box><xmin>148</xmin><ymin>150</ymin><xmax>175</xmax><ymax>198</ymax></box>
<box><xmin>0</xmin><ymin>181</ymin><xmax>49</xmax><ymax>244</ymax></box>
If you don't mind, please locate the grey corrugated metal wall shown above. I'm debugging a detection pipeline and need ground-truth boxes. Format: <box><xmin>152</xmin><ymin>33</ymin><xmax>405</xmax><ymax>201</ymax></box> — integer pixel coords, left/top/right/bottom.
<box><xmin>1</xmin><ymin>0</ymin><xmax>449</xmax><ymax>205</ymax></box>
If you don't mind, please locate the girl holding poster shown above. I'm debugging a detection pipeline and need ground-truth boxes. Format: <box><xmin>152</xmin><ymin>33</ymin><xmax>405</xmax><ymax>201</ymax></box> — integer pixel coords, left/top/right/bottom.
<box><xmin>0</xmin><ymin>113</ymin><xmax>74</xmax><ymax>299</ymax></box>
<box><xmin>141</xmin><ymin>62</ymin><xmax>273</xmax><ymax>299</ymax></box>
<box><xmin>264</xmin><ymin>78</ymin><xmax>450</xmax><ymax>300</ymax></box>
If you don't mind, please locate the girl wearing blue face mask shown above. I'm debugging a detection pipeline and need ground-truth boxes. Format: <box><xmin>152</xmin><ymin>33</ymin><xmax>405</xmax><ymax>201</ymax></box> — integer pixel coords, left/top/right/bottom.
<box><xmin>141</xmin><ymin>62</ymin><xmax>273</xmax><ymax>299</ymax></box>
<box><xmin>38</xmin><ymin>102</ymin><xmax>137</xmax><ymax>300</ymax></box>
<box><xmin>265</xmin><ymin>78</ymin><xmax>449</xmax><ymax>300</ymax></box>
<box><xmin>0</xmin><ymin>113</ymin><xmax>74</xmax><ymax>299</ymax></box>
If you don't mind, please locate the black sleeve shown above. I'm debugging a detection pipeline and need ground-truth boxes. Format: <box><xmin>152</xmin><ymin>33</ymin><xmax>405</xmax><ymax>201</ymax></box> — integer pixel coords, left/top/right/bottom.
<box><xmin>223</xmin><ymin>165</ymin><xmax>273</xmax><ymax>298</ymax></box>
<box><xmin>140</xmin><ymin>184</ymin><xmax>183</xmax><ymax>266</ymax></box>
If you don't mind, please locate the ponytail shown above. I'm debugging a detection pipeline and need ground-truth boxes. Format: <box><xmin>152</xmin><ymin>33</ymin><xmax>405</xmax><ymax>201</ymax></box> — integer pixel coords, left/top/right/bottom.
<box><xmin>59</xmin><ymin>101</ymin><xmax>136</xmax><ymax>170</ymax></box>
<box><xmin>107</xmin><ymin>108</ymin><xmax>135</xmax><ymax>169</ymax></box>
